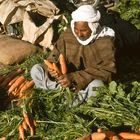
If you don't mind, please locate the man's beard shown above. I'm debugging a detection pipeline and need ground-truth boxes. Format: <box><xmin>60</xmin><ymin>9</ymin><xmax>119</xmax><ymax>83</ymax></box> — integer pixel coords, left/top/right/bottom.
<box><xmin>75</xmin><ymin>34</ymin><xmax>96</xmax><ymax>45</ymax></box>
<box><xmin>78</xmin><ymin>36</ymin><xmax>89</xmax><ymax>41</ymax></box>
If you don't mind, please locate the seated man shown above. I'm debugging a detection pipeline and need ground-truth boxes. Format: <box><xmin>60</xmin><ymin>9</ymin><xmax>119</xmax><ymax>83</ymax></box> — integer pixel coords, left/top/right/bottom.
<box><xmin>30</xmin><ymin>5</ymin><xmax>116</xmax><ymax>103</ymax></box>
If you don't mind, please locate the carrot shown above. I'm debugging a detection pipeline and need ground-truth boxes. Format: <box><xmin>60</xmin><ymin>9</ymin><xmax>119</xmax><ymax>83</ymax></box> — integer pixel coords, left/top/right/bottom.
<box><xmin>12</xmin><ymin>88</ymin><xmax>18</xmax><ymax>97</ymax></box>
<box><xmin>19</xmin><ymin>80</ymin><xmax>34</xmax><ymax>95</ymax></box>
<box><xmin>112</xmin><ymin>135</ymin><xmax>120</xmax><ymax>140</ymax></box>
<box><xmin>22</xmin><ymin>119</ymin><xmax>28</xmax><ymax>131</ymax></box>
<box><xmin>8</xmin><ymin>76</ymin><xmax>19</xmax><ymax>86</ymax></box>
<box><xmin>30</xmin><ymin>127</ymin><xmax>35</xmax><ymax>136</ymax></box>
<box><xmin>8</xmin><ymin>76</ymin><xmax>26</xmax><ymax>93</ymax></box>
<box><xmin>8</xmin><ymin>91</ymin><xmax>15</xmax><ymax>99</ymax></box>
<box><xmin>18</xmin><ymin>124</ymin><xmax>25</xmax><ymax>140</ymax></box>
<box><xmin>14</xmin><ymin>81</ymin><xmax>27</xmax><ymax>97</ymax></box>
<box><xmin>97</xmin><ymin>128</ymin><xmax>102</xmax><ymax>133</ymax></box>
<box><xmin>59</xmin><ymin>53</ymin><xmax>67</xmax><ymax>74</ymax></box>
<box><xmin>91</xmin><ymin>132</ymin><xmax>106</xmax><ymax>140</ymax></box>
<box><xmin>9</xmin><ymin>86</ymin><xmax>21</xmax><ymax>98</ymax></box>
<box><xmin>33</xmin><ymin>119</ymin><xmax>37</xmax><ymax>126</ymax></box>
<box><xmin>119</xmin><ymin>132</ymin><xmax>140</xmax><ymax>140</ymax></box>
<box><xmin>44</xmin><ymin>60</ymin><xmax>54</xmax><ymax>69</ymax></box>
<box><xmin>97</xmin><ymin>128</ymin><xmax>115</xmax><ymax>138</ymax></box>
<box><xmin>0</xmin><ymin>137</ymin><xmax>6</xmax><ymax>140</ymax></box>
<box><xmin>53</xmin><ymin>63</ymin><xmax>62</xmax><ymax>76</ymax></box>
<box><xmin>23</xmin><ymin>111</ymin><xmax>32</xmax><ymax>128</ymax></box>
<box><xmin>23</xmin><ymin>111</ymin><xmax>35</xmax><ymax>136</ymax></box>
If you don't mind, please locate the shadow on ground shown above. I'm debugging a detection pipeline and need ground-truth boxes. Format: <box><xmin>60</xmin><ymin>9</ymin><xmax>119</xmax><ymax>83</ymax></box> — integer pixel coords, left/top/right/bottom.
<box><xmin>114</xmin><ymin>47</ymin><xmax>140</xmax><ymax>84</ymax></box>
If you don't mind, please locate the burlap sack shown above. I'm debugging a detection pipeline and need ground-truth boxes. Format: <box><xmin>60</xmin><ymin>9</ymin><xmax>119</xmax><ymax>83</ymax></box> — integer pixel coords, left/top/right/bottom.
<box><xmin>0</xmin><ymin>35</ymin><xmax>37</xmax><ymax>65</ymax></box>
<box><xmin>22</xmin><ymin>12</ymin><xmax>63</xmax><ymax>50</ymax></box>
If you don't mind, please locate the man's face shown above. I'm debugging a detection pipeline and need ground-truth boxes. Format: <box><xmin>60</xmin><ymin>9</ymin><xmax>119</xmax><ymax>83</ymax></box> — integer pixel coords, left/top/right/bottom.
<box><xmin>74</xmin><ymin>21</ymin><xmax>92</xmax><ymax>41</ymax></box>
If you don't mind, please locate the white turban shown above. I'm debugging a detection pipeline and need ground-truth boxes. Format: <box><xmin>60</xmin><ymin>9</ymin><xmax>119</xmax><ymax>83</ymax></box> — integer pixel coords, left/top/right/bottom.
<box><xmin>71</xmin><ymin>5</ymin><xmax>101</xmax><ymax>22</ymax></box>
<box><xmin>71</xmin><ymin>5</ymin><xmax>115</xmax><ymax>46</ymax></box>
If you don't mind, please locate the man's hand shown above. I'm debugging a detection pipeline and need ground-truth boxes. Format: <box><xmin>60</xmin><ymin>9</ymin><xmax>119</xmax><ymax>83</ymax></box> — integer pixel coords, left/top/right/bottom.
<box><xmin>57</xmin><ymin>75</ymin><xmax>71</xmax><ymax>88</ymax></box>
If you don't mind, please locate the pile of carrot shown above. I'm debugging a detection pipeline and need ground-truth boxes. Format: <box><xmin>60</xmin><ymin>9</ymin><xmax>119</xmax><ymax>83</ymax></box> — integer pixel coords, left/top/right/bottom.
<box><xmin>0</xmin><ymin>54</ymin><xmax>67</xmax><ymax>139</ymax></box>
<box><xmin>8</xmin><ymin>76</ymin><xmax>34</xmax><ymax>99</ymax></box>
<box><xmin>76</xmin><ymin>128</ymin><xmax>140</xmax><ymax>140</ymax></box>
<box><xmin>0</xmin><ymin>68</ymin><xmax>34</xmax><ymax>99</ymax></box>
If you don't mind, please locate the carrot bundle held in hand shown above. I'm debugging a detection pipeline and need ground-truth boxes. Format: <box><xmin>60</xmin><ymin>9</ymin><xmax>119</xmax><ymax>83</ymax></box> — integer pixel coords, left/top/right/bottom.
<box><xmin>44</xmin><ymin>53</ymin><xmax>67</xmax><ymax>75</ymax></box>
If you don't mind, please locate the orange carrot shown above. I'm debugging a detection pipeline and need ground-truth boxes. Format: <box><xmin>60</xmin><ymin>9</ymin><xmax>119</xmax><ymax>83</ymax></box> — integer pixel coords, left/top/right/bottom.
<box><xmin>112</xmin><ymin>135</ymin><xmax>120</xmax><ymax>140</ymax></box>
<box><xmin>19</xmin><ymin>81</ymin><xmax>30</xmax><ymax>98</ymax></box>
<box><xmin>0</xmin><ymin>137</ymin><xmax>6</xmax><ymax>140</ymax></box>
<box><xmin>8</xmin><ymin>88</ymin><xmax>19</xmax><ymax>98</ymax></box>
<box><xmin>119</xmin><ymin>132</ymin><xmax>140</xmax><ymax>139</ymax></box>
<box><xmin>14</xmin><ymin>81</ymin><xmax>27</xmax><ymax>97</ymax></box>
<box><xmin>18</xmin><ymin>124</ymin><xmax>25</xmax><ymax>140</ymax></box>
<box><xmin>44</xmin><ymin>60</ymin><xmax>54</xmax><ymax>69</ymax></box>
<box><xmin>53</xmin><ymin>63</ymin><xmax>62</xmax><ymax>76</ymax></box>
<box><xmin>97</xmin><ymin>129</ymin><xmax>116</xmax><ymax>140</ymax></box>
<box><xmin>91</xmin><ymin>132</ymin><xmax>106</xmax><ymax>140</ymax></box>
<box><xmin>22</xmin><ymin>119</ymin><xmax>28</xmax><ymax>131</ymax></box>
<box><xmin>14</xmin><ymin>87</ymin><xmax>18</xmax><ymax>92</ymax></box>
<box><xmin>8</xmin><ymin>76</ymin><xmax>19</xmax><ymax>86</ymax></box>
<box><xmin>8</xmin><ymin>76</ymin><xmax>26</xmax><ymax>93</ymax></box>
<box><xmin>33</xmin><ymin>120</ymin><xmax>37</xmax><ymax>126</ymax></box>
<box><xmin>12</xmin><ymin>88</ymin><xmax>18</xmax><ymax>96</ymax></box>
<box><xmin>30</xmin><ymin>127</ymin><xmax>35</xmax><ymax>136</ymax></box>
<box><xmin>23</xmin><ymin>111</ymin><xmax>35</xmax><ymax>136</ymax></box>
<box><xmin>59</xmin><ymin>53</ymin><xmax>67</xmax><ymax>74</ymax></box>
<box><xmin>23</xmin><ymin>111</ymin><xmax>32</xmax><ymax>128</ymax></box>
<box><xmin>97</xmin><ymin>128</ymin><xmax>102</xmax><ymax>133</ymax></box>
<box><xmin>19</xmin><ymin>80</ymin><xmax>34</xmax><ymax>94</ymax></box>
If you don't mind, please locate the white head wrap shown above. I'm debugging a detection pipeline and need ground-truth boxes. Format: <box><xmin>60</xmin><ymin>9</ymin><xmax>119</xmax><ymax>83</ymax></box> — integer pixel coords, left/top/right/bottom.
<box><xmin>71</xmin><ymin>4</ymin><xmax>101</xmax><ymax>22</ymax></box>
<box><xmin>71</xmin><ymin>5</ymin><xmax>115</xmax><ymax>45</ymax></box>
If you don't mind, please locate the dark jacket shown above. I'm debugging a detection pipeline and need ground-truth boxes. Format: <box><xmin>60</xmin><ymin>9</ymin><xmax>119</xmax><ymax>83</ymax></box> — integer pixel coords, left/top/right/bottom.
<box><xmin>47</xmin><ymin>27</ymin><xmax>116</xmax><ymax>91</ymax></box>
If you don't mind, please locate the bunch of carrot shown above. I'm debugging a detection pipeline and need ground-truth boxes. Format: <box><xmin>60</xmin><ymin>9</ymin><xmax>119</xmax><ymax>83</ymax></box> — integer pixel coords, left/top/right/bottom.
<box><xmin>44</xmin><ymin>53</ymin><xmax>67</xmax><ymax>76</ymax></box>
<box><xmin>76</xmin><ymin>128</ymin><xmax>140</xmax><ymax>140</ymax></box>
<box><xmin>8</xmin><ymin>76</ymin><xmax>34</xmax><ymax>99</ymax></box>
<box><xmin>0</xmin><ymin>68</ymin><xmax>34</xmax><ymax>99</ymax></box>
<box><xmin>18</xmin><ymin>111</ymin><xmax>36</xmax><ymax>140</ymax></box>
